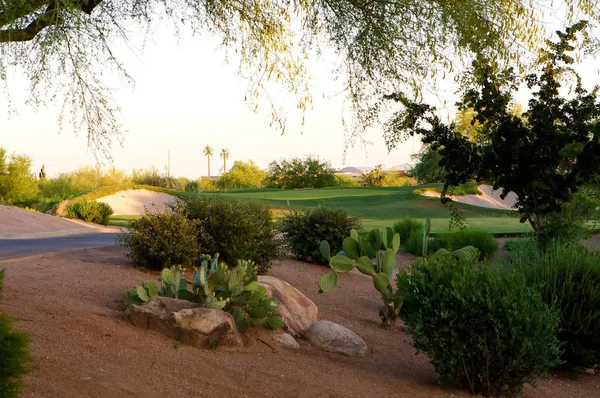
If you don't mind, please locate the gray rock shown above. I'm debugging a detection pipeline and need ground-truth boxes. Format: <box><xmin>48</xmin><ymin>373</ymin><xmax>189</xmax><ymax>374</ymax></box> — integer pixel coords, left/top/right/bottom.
<box><xmin>272</xmin><ymin>332</ymin><xmax>300</xmax><ymax>349</ymax></box>
<box><xmin>125</xmin><ymin>296</ymin><xmax>242</xmax><ymax>347</ymax></box>
<box><xmin>304</xmin><ymin>320</ymin><xmax>368</xmax><ymax>357</ymax></box>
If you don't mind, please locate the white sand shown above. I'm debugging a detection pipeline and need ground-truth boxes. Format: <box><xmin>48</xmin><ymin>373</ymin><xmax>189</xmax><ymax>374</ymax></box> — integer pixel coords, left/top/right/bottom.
<box><xmin>420</xmin><ymin>184</ymin><xmax>518</xmax><ymax>210</ymax></box>
<box><xmin>96</xmin><ymin>189</ymin><xmax>181</xmax><ymax>215</ymax></box>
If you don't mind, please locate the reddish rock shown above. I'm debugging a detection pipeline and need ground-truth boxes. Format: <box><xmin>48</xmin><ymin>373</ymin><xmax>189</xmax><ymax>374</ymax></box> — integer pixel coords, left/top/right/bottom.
<box><xmin>258</xmin><ymin>275</ymin><xmax>318</xmax><ymax>336</ymax></box>
<box><xmin>125</xmin><ymin>296</ymin><xmax>242</xmax><ymax>347</ymax></box>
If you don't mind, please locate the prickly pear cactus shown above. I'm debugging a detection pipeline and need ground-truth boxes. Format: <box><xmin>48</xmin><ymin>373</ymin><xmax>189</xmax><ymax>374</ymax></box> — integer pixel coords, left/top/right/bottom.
<box><xmin>318</xmin><ymin>226</ymin><xmax>403</xmax><ymax>326</ymax></box>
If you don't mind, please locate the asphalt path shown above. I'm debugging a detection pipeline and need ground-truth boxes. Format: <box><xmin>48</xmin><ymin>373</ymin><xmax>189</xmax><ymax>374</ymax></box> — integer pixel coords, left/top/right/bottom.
<box><xmin>0</xmin><ymin>233</ymin><xmax>121</xmax><ymax>261</ymax></box>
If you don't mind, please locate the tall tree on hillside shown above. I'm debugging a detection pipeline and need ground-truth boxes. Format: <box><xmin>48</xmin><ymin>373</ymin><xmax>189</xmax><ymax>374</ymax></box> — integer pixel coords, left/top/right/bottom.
<box><xmin>203</xmin><ymin>145</ymin><xmax>213</xmax><ymax>178</ymax></box>
<box><xmin>220</xmin><ymin>148</ymin><xmax>230</xmax><ymax>174</ymax></box>
<box><xmin>2</xmin><ymin>1</ymin><xmax>599</xmax><ymax>158</ymax></box>
<box><xmin>383</xmin><ymin>23</ymin><xmax>600</xmax><ymax>242</ymax></box>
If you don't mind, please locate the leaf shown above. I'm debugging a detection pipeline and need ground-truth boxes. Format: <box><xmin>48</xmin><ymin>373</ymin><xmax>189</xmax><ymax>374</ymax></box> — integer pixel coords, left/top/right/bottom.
<box><xmin>342</xmin><ymin>236</ymin><xmax>360</xmax><ymax>259</ymax></box>
<box><xmin>392</xmin><ymin>232</ymin><xmax>400</xmax><ymax>253</ymax></box>
<box><xmin>135</xmin><ymin>285</ymin><xmax>150</xmax><ymax>302</ymax></box>
<box><xmin>368</xmin><ymin>228</ymin><xmax>382</xmax><ymax>252</ymax></box>
<box><xmin>319</xmin><ymin>240</ymin><xmax>331</xmax><ymax>261</ymax></box>
<box><xmin>144</xmin><ymin>282</ymin><xmax>158</xmax><ymax>297</ymax></box>
<box><xmin>382</xmin><ymin>248</ymin><xmax>396</xmax><ymax>279</ymax></box>
<box><xmin>236</xmin><ymin>318</ymin><xmax>250</xmax><ymax>333</ymax></box>
<box><xmin>231</xmin><ymin>307</ymin><xmax>246</xmax><ymax>322</ymax></box>
<box><xmin>266</xmin><ymin>316</ymin><xmax>284</xmax><ymax>330</ymax></box>
<box><xmin>177</xmin><ymin>289</ymin><xmax>195</xmax><ymax>301</ymax></box>
<box><xmin>318</xmin><ymin>271</ymin><xmax>337</xmax><ymax>293</ymax></box>
<box><xmin>355</xmin><ymin>256</ymin><xmax>376</xmax><ymax>275</ymax></box>
<box><xmin>329</xmin><ymin>255</ymin><xmax>355</xmax><ymax>273</ymax></box>
<box><xmin>350</xmin><ymin>229</ymin><xmax>359</xmax><ymax>241</ymax></box>
<box><xmin>373</xmin><ymin>273</ymin><xmax>391</xmax><ymax>299</ymax></box>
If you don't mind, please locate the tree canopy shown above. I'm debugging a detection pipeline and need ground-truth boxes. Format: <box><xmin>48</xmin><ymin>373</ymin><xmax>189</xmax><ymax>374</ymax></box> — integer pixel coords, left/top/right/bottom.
<box><xmin>382</xmin><ymin>22</ymin><xmax>600</xmax><ymax>238</ymax></box>
<box><xmin>2</xmin><ymin>0</ymin><xmax>600</xmax><ymax>157</ymax></box>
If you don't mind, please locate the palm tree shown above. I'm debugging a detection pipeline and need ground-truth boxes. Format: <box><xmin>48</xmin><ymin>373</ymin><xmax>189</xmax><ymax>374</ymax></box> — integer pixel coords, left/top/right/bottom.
<box><xmin>220</xmin><ymin>148</ymin><xmax>230</xmax><ymax>173</ymax></box>
<box><xmin>203</xmin><ymin>145</ymin><xmax>213</xmax><ymax>178</ymax></box>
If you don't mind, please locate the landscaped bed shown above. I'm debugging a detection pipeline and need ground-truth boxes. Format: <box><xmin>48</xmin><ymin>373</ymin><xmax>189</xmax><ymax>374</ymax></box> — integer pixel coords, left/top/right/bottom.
<box><xmin>0</xmin><ymin>244</ymin><xmax>597</xmax><ymax>397</ymax></box>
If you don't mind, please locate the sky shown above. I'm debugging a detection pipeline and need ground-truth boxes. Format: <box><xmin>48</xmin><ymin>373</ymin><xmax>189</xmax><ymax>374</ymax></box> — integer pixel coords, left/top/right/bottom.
<box><xmin>0</xmin><ymin>13</ymin><xmax>598</xmax><ymax>180</ymax></box>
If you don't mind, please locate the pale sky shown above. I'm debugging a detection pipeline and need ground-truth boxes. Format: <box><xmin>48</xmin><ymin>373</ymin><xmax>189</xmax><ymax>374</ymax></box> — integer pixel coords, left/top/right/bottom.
<box><xmin>1</xmin><ymin>17</ymin><xmax>598</xmax><ymax>180</ymax></box>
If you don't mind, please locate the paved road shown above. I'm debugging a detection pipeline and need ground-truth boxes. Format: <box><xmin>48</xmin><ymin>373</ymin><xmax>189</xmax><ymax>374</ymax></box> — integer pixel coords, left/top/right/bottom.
<box><xmin>0</xmin><ymin>233</ymin><xmax>120</xmax><ymax>261</ymax></box>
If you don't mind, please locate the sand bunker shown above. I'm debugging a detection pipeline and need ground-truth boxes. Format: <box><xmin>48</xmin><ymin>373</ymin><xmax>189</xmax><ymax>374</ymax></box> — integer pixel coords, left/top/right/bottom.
<box><xmin>0</xmin><ymin>205</ymin><xmax>113</xmax><ymax>238</ymax></box>
<box><xmin>420</xmin><ymin>185</ymin><xmax>518</xmax><ymax>211</ymax></box>
<box><xmin>96</xmin><ymin>189</ymin><xmax>181</xmax><ymax>215</ymax></box>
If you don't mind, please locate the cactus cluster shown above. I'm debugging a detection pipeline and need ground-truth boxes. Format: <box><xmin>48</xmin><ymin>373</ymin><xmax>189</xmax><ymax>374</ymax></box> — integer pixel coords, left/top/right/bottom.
<box><xmin>127</xmin><ymin>255</ymin><xmax>283</xmax><ymax>333</ymax></box>
<box><xmin>318</xmin><ymin>227</ymin><xmax>402</xmax><ymax>326</ymax></box>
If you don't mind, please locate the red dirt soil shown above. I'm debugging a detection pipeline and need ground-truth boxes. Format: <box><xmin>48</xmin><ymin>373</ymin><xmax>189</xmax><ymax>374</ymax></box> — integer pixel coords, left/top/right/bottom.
<box><xmin>0</xmin><ymin>247</ymin><xmax>598</xmax><ymax>397</ymax></box>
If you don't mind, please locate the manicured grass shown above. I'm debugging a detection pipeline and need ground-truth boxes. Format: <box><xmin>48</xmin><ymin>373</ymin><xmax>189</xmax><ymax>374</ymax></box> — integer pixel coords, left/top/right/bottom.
<box><xmin>178</xmin><ymin>185</ymin><xmax>529</xmax><ymax>234</ymax></box>
<box><xmin>108</xmin><ymin>215</ymin><xmax>140</xmax><ymax>227</ymax></box>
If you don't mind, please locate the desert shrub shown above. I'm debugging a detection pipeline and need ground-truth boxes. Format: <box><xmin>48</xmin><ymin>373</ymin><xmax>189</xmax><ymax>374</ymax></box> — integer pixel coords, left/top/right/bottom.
<box><xmin>360</xmin><ymin>165</ymin><xmax>385</xmax><ymax>186</ymax></box>
<box><xmin>334</xmin><ymin>174</ymin><xmax>360</xmax><ymax>187</ymax></box>
<box><xmin>0</xmin><ymin>315</ymin><xmax>32</xmax><ymax>398</ymax></box>
<box><xmin>186</xmin><ymin>196</ymin><xmax>281</xmax><ymax>273</ymax></box>
<box><xmin>280</xmin><ymin>207</ymin><xmax>362</xmax><ymax>263</ymax></box>
<box><xmin>393</xmin><ymin>217</ymin><xmax>423</xmax><ymax>247</ymax></box>
<box><xmin>116</xmin><ymin>203</ymin><xmax>198</xmax><ymax>270</ymax></box>
<box><xmin>64</xmin><ymin>200</ymin><xmax>114</xmax><ymax>225</ymax></box>
<box><xmin>508</xmin><ymin>241</ymin><xmax>600</xmax><ymax>368</ymax></box>
<box><xmin>429</xmin><ymin>229</ymin><xmax>497</xmax><ymax>260</ymax></box>
<box><xmin>397</xmin><ymin>255</ymin><xmax>561</xmax><ymax>396</ymax></box>
<box><xmin>381</xmin><ymin>172</ymin><xmax>417</xmax><ymax>187</ymax></box>
<box><xmin>404</xmin><ymin>230</ymin><xmax>424</xmax><ymax>255</ymax></box>
<box><xmin>503</xmin><ymin>238</ymin><xmax>531</xmax><ymax>252</ymax></box>
<box><xmin>185</xmin><ymin>180</ymin><xmax>200</xmax><ymax>192</ymax></box>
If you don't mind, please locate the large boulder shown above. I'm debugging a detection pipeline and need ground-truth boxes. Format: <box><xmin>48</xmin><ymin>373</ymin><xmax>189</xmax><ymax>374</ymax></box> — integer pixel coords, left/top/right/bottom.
<box><xmin>304</xmin><ymin>320</ymin><xmax>368</xmax><ymax>357</ymax></box>
<box><xmin>125</xmin><ymin>296</ymin><xmax>242</xmax><ymax>347</ymax></box>
<box><xmin>258</xmin><ymin>275</ymin><xmax>318</xmax><ymax>336</ymax></box>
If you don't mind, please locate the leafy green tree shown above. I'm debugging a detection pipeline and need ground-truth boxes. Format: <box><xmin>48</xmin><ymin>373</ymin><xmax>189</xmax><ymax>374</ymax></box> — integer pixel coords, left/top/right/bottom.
<box><xmin>215</xmin><ymin>160</ymin><xmax>266</xmax><ymax>189</ymax></box>
<box><xmin>383</xmin><ymin>22</ymin><xmax>600</xmax><ymax>241</ymax></box>
<box><xmin>266</xmin><ymin>155</ymin><xmax>336</xmax><ymax>189</ymax></box>
<box><xmin>360</xmin><ymin>165</ymin><xmax>385</xmax><ymax>187</ymax></box>
<box><xmin>410</xmin><ymin>146</ymin><xmax>446</xmax><ymax>184</ymax></box>
<box><xmin>3</xmin><ymin>0</ymin><xmax>599</xmax><ymax>155</ymax></box>
<box><xmin>203</xmin><ymin>145</ymin><xmax>213</xmax><ymax>178</ymax></box>
<box><xmin>0</xmin><ymin>148</ymin><xmax>39</xmax><ymax>205</ymax></box>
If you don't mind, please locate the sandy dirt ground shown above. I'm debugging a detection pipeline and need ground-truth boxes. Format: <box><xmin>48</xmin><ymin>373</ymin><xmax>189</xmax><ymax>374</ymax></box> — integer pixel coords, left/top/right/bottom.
<box><xmin>0</xmin><ymin>205</ymin><xmax>115</xmax><ymax>238</ymax></box>
<box><xmin>1</xmin><ymin>246</ymin><xmax>598</xmax><ymax>398</ymax></box>
<box><xmin>421</xmin><ymin>185</ymin><xmax>518</xmax><ymax>211</ymax></box>
<box><xmin>96</xmin><ymin>189</ymin><xmax>181</xmax><ymax>215</ymax></box>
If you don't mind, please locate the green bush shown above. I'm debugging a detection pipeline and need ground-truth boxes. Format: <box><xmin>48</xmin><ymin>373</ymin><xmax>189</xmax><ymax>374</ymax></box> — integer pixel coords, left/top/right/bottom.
<box><xmin>280</xmin><ymin>207</ymin><xmax>362</xmax><ymax>263</ymax></box>
<box><xmin>0</xmin><ymin>315</ymin><xmax>32</xmax><ymax>398</ymax></box>
<box><xmin>393</xmin><ymin>217</ymin><xmax>423</xmax><ymax>247</ymax></box>
<box><xmin>429</xmin><ymin>229</ymin><xmax>497</xmax><ymax>260</ymax></box>
<box><xmin>116</xmin><ymin>203</ymin><xmax>198</xmax><ymax>270</ymax></box>
<box><xmin>214</xmin><ymin>161</ymin><xmax>266</xmax><ymax>189</ymax></box>
<box><xmin>186</xmin><ymin>196</ymin><xmax>281</xmax><ymax>273</ymax></box>
<box><xmin>397</xmin><ymin>255</ymin><xmax>561</xmax><ymax>396</ymax></box>
<box><xmin>405</xmin><ymin>225</ymin><xmax>425</xmax><ymax>255</ymax></box>
<box><xmin>0</xmin><ymin>269</ymin><xmax>32</xmax><ymax>398</ymax></box>
<box><xmin>334</xmin><ymin>174</ymin><xmax>360</xmax><ymax>187</ymax></box>
<box><xmin>65</xmin><ymin>200</ymin><xmax>114</xmax><ymax>225</ymax></box>
<box><xmin>508</xmin><ymin>241</ymin><xmax>600</xmax><ymax>369</ymax></box>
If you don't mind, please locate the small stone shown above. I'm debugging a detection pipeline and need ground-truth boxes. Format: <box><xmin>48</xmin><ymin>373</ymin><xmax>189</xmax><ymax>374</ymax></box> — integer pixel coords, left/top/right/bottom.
<box><xmin>272</xmin><ymin>333</ymin><xmax>300</xmax><ymax>349</ymax></box>
<box><xmin>304</xmin><ymin>320</ymin><xmax>368</xmax><ymax>357</ymax></box>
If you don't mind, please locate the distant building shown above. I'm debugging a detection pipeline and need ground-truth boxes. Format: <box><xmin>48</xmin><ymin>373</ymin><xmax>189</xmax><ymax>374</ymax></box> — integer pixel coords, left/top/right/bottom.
<box><xmin>336</xmin><ymin>166</ymin><xmax>372</xmax><ymax>179</ymax></box>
